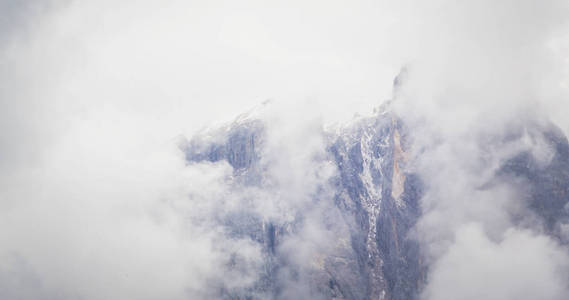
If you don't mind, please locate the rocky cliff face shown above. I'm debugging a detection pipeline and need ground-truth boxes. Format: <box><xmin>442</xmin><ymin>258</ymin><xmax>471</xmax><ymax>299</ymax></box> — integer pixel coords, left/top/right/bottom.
<box><xmin>183</xmin><ymin>104</ymin><xmax>569</xmax><ymax>300</ymax></box>
<box><xmin>184</xmin><ymin>105</ymin><xmax>425</xmax><ymax>299</ymax></box>
<box><xmin>497</xmin><ymin>121</ymin><xmax>569</xmax><ymax>240</ymax></box>
<box><xmin>326</xmin><ymin>111</ymin><xmax>424</xmax><ymax>300</ymax></box>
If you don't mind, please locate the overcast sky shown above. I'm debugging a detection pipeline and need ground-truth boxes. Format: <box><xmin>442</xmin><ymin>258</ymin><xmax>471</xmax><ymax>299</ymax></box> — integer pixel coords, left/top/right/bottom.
<box><xmin>1</xmin><ymin>0</ymin><xmax>568</xmax><ymax>163</ymax></box>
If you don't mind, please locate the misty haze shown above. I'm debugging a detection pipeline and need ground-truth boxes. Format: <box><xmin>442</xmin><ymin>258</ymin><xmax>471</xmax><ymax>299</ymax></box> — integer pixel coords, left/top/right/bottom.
<box><xmin>1</xmin><ymin>1</ymin><xmax>569</xmax><ymax>300</ymax></box>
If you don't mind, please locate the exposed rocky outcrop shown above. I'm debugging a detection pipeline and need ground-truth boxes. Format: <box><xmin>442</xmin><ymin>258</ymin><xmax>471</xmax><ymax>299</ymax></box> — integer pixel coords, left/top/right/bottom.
<box><xmin>183</xmin><ymin>104</ymin><xmax>569</xmax><ymax>300</ymax></box>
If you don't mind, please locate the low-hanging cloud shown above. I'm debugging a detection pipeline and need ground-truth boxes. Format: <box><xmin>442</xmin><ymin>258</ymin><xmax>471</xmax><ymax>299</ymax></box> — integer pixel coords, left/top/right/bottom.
<box><xmin>391</xmin><ymin>1</ymin><xmax>569</xmax><ymax>299</ymax></box>
<box><xmin>1</xmin><ymin>0</ymin><xmax>569</xmax><ymax>299</ymax></box>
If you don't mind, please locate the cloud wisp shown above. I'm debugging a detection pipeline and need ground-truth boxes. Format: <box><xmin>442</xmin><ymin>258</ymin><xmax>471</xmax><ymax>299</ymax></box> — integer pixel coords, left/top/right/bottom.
<box><xmin>391</xmin><ymin>1</ymin><xmax>569</xmax><ymax>299</ymax></box>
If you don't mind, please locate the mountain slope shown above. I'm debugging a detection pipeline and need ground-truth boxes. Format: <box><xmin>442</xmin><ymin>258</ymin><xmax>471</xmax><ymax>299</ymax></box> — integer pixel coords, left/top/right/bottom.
<box><xmin>183</xmin><ymin>102</ymin><xmax>569</xmax><ymax>299</ymax></box>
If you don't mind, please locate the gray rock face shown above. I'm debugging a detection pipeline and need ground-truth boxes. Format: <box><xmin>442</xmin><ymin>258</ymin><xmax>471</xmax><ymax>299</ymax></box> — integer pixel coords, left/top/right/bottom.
<box><xmin>184</xmin><ymin>107</ymin><xmax>569</xmax><ymax>299</ymax></box>
<box><xmin>327</xmin><ymin>112</ymin><xmax>424</xmax><ymax>300</ymax></box>
<box><xmin>497</xmin><ymin>121</ymin><xmax>569</xmax><ymax>240</ymax></box>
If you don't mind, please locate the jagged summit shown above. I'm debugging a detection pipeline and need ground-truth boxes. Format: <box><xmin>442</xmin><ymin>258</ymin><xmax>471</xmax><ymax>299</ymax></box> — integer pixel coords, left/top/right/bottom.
<box><xmin>181</xmin><ymin>69</ymin><xmax>569</xmax><ymax>299</ymax></box>
<box><xmin>233</xmin><ymin>99</ymin><xmax>273</xmax><ymax>125</ymax></box>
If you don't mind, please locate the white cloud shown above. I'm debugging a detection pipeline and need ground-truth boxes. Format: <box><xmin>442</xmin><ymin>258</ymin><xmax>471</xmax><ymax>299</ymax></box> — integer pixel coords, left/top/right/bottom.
<box><xmin>423</xmin><ymin>223</ymin><xmax>569</xmax><ymax>300</ymax></box>
<box><xmin>1</xmin><ymin>0</ymin><xmax>569</xmax><ymax>299</ymax></box>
